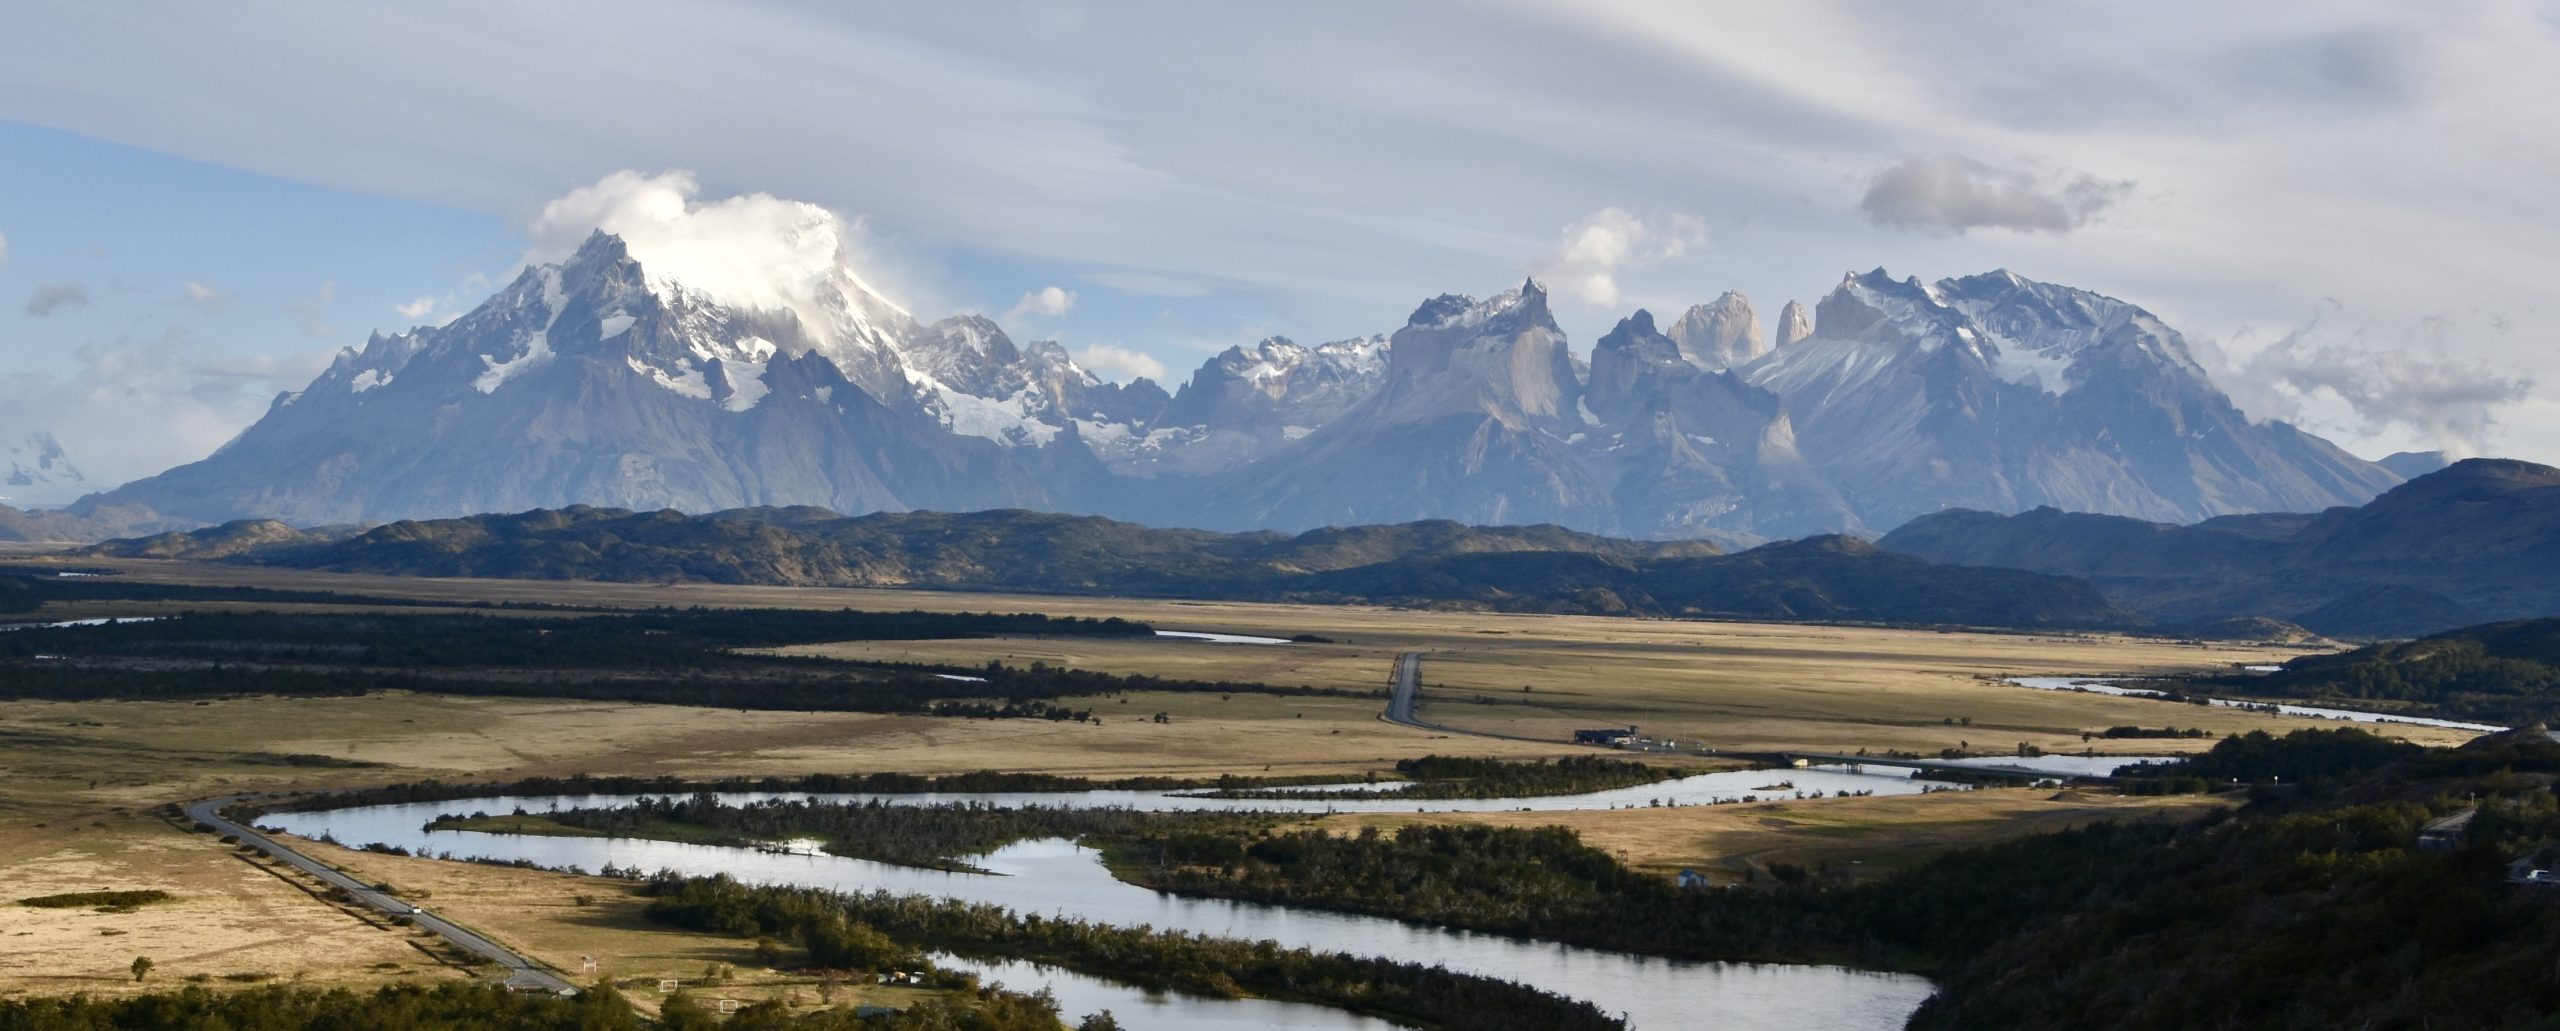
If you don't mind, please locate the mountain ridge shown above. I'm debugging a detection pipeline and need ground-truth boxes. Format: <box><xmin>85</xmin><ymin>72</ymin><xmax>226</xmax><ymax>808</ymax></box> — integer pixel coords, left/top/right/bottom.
<box><xmin>1877</xmin><ymin>458</ymin><xmax>2560</xmax><ymax>636</ymax></box>
<box><xmin>38</xmin><ymin>228</ymin><xmax>2411</xmax><ymax>544</ymax></box>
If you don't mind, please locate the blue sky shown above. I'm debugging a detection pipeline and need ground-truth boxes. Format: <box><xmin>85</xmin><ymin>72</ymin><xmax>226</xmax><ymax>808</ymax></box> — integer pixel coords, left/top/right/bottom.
<box><xmin>3</xmin><ymin>2</ymin><xmax>2554</xmax><ymax>499</ymax></box>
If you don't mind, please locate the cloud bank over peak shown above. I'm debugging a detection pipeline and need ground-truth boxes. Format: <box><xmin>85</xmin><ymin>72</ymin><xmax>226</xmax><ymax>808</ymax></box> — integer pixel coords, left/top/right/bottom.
<box><xmin>1072</xmin><ymin>342</ymin><xmax>1165</xmax><ymax>384</ymax></box>
<box><xmin>525</xmin><ymin>169</ymin><xmax>911</xmax><ymax>330</ymax></box>
<box><xmin>1532</xmin><ymin>208</ymin><xmax>1708</xmax><ymax>308</ymax></box>
<box><xmin>1859</xmin><ymin>154</ymin><xmax>2134</xmax><ymax>236</ymax></box>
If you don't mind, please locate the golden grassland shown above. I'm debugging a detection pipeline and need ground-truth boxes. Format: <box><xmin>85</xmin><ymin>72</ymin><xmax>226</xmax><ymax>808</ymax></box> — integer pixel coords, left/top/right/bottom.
<box><xmin>0</xmin><ymin>557</ymin><xmax>2487</xmax><ymax>999</ymax></box>
<box><xmin>57</xmin><ymin>555</ymin><xmax>2475</xmax><ymax>753</ymax></box>
<box><xmin>300</xmin><ymin>840</ymin><xmax>938</xmax><ymax>1018</ymax></box>
<box><xmin>0</xmin><ymin>811</ymin><xmax>444</xmax><ymax>1000</ymax></box>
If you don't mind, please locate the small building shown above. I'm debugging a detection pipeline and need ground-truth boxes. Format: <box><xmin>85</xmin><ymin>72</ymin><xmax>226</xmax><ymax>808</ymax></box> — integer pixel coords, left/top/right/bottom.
<box><xmin>1575</xmin><ymin>726</ymin><xmax>1638</xmax><ymax>747</ymax></box>
<box><xmin>1676</xmin><ymin>868</ymin><xmax>1709</xmax><ymax>890</ymax></box>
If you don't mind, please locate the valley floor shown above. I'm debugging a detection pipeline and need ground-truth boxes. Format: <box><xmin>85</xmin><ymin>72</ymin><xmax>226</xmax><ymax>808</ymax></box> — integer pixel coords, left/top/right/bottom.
<box><xmin>0</xmin><ymin>557</ymin><xmax>2489</xmax><ymax>1011</ymax></box>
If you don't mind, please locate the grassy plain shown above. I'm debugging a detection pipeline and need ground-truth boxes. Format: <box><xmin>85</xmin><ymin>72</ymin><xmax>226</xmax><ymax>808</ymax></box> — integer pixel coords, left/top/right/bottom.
<box><xmin>62</xmin><ymin>556</ymin><xmax>2479</xmax><ymax>752</ymax></box>
<box><xmin>0</xmin><ymin>557</ymin><xmax>2486</xmax><ymax>1001</ymax></box>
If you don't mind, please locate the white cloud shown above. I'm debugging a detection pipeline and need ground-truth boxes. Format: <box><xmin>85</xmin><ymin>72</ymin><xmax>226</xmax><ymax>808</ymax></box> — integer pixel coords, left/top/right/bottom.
<box><xmin>1859</xmin><ymin>154</ymin><xmax>2133</xmax><ymax>236</ymax></box>
<box><xmin>4</xmin><ymin>4</ymin><xmax>2557</xmax><ymax>462</ymax></box>
<box><xmin>393</xmin><ymin>295</ymin><xmax>437</xmax><ymax>320</ymax></box>
<box><xmin>526</xmin><ymin>169</ymin><xmax>912</xmax><ymax>350</ymax></box>
<box><xmin>182</xmin><ymin>281</ymin><xmax>228</xmax><ymax>315</ymax></box>
<box><xmin>1073</xmin><ymin>342</ymin><xmax>1167</xmax><ymax>384</ymax></box>
<box><xmin>23</xmin><ymin>281</ymin><xmax>90</xmax><ymax>318</ymax></box>
<box><xmin>1004</xmin><ymin>285</ymin><xmax>1076</xmax><ymax>322</ymax></box>
<box><xmin>2201</xmin><ymin>309</ymin><xmax>2533</xmax><ymax>459</ymax></box>
<box><xmin>0</xmin><ymin>326</ymin><xmax>334</xmax><ymax>497</ymax></box>
<box><xmin>0</xmin><ymin>229</ymin><xmax>9</xmax><ymax>265</ymax></box>
<box><xmin>1531</xmin><ymin>209</ymin><xmax>1707</xmax><ymax>308</ymax></box>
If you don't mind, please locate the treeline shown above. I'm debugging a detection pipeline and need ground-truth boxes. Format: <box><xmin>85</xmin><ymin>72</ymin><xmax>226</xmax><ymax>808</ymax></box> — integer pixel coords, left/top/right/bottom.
<box><xmin>0</xmin><ymin>601</ymin><xmax>1383</xmax><ymax>732</ymax></box>
<box><xmin>18</xmin><ymin>889</ymin><xmax>173</xmax><ymax>909</ymax></box>
<box><xmin>237</xmin><ymin>769</ymin><xmax>1329</xmax><ymax>820</ymax></box>
<box><xmin>640</xmin><ymin>874</ymin><xmax>1624</xmax><ymax>1031</ymax></box>
<box><xmin>2200</xmin><ymin>618</ymin><xmax>2560</xmax><ymax>725</ymax></box>
<box><xmin>2117</xmin><ymin>727</ymin><xmax>2424</xmax><ymax>789</ymax></box>
<box><xmin>0</xmin><ymin>606</ymin><xmax>1152</xmax><ymax>670</ymax></box>
<box><xmin>1125</xmin><ymin>822</ymin><xmax>1874</xmax><ymax>964</ymax></box>
<box><xmin>2088</xmin><ymin>725</ymin><xmax>2212</xmax><ymax>739</ymax></box>
<box><xmin>1901</xmin><ymin>743</ymin><xmax>2560</xmax><ymax>1026</ymax></box>
<box><xmin>0</xmin><ymin>980</ymin><xmax>1090</xmax><ymax>1030</ymax></box>
<box><xmin>1211</xmin><ymin>754</ymin><xmax>1677</xmax><ymax>800</ymax></box>
<box><xmin>450</xmin><ymin>795</ymin><xmax>1284</xmax><ymax>872</ymax></box>
<box><xmin>0</xmin><ymin>568</ymin><xmax>501</xmax><ymax>616</ymax></box>
<box><xmin>476</xmin><ymin>787</ymin><xmax>1872</xmax><ymax>966</ymax></box>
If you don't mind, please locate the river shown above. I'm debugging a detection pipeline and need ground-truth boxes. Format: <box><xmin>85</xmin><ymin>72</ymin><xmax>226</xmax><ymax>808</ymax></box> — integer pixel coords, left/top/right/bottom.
<box><xmin>266</xmin><ymin>772</ymin><xmax>1948</xmax><ymax>1030</ymax></box>
<box><xmin>2005</xmin><ymin>676</ymin><xmax>2506</xmax><ymax>733</ymax></box>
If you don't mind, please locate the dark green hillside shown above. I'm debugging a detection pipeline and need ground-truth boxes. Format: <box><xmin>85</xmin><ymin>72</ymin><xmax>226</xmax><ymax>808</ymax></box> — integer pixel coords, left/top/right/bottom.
<box><xmin>2213</xmin><ymin>617</ymin><xmax>2560</xmax><ymax>725</ymax></box>
<box><xmin>1879</xmin><ymin>458</ymin><xmax>2560</xmax><ymax>636</ymax></box>
<box><xmin>79</xmin><ymin>506</ymin><xmax>2127</xmax><ymax>629</ymax></box>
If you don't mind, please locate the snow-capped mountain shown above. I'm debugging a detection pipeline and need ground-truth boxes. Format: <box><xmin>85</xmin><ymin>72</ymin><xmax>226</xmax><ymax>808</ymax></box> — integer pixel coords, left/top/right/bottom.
<box><xmin>72</xmin><ymin>233</ymin><xmax>1106</xmax><ymax>526</ymax></box>
<box><xmin>902</xmin><ymin>314</ymin><xmax>1168</xmax><ymax>449</ymax></box>
<box><xmin>1741</xmin><ymin>268</ymin><xmax>2400</xmax><ymax>530</ymax></box>
<box><xmin>1098</xmin><ymin>335</ymin><xmax>1386</xmax><ymax>477</ymax></box>
<box><xmin>55</xmin><ymin>226</ymin><xmax>2404</xmax><ymax>544</ymax></box>
<box><xmin>1197</xmin><ymin>281</ymin><xmax>1618</xmax><ymax>530</ymax></box>
<box><xmin>2</xmin><ymin>432</ymin><xmax>86</xmax><ymax>506</ymax></box>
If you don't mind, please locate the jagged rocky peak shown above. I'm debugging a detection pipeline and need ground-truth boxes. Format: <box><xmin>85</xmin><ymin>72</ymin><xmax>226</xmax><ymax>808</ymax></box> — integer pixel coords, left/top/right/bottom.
<box><xmin>1808</xmin><ymin>268</ymin><xmax>1965</xmax><ymax>344</ymax></box>
<box><xmin>1383</xmin><ymin>278</ymin><xmax>1578</xmax><ymax>428</ymax></box>
<box><xmin>906</xmin><ymin>314</ymin><xmax>1028</xmax><ymax>396</ymax></box>
<box><xmin>1153</xmin><ymin>334</ymin><xmax>1388</xmax><ymax>432</ymax></box>
<box><xmin>1585</xmin><ymin>309</ymin><xmax>1691</xmax><ymax>422</ymax></box>
<box><xmin>1665</xmin><ymin>291</ymin><xmax>1765</xmax><ymax>370</ymax></box>
<box><xmin>1774</xmin><ymin>300</ymin><xmax>1813</xmax><ymax>348</ymax></box>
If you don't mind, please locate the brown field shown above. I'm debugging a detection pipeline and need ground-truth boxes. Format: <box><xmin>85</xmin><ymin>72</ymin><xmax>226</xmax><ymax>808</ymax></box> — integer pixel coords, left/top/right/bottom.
<box><xmin>0</xmin><ymin>557</ymin><xmax>2484</xmax><ymax>1000</ymax></box>
<box><xmin>298</xmin><ymin>840</ymin><xmax>938</xmax><ymax>1017</ymax></box>
<box><xmin>0</xmin><ymin>813</ymin><xmax>443</xmax><ymax>1000</ymax></box>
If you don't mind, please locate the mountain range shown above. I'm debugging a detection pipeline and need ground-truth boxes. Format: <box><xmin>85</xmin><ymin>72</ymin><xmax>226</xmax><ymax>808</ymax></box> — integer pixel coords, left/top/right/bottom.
<box><xmin>1878</xmin><ymin>458</ymin><xmax>2560</xmax><ymax>637</ymax></box>
<box><xmin>31</xmin><ymin>229</ymin><xmax>2409</xmax><ymax>542</ymax></box>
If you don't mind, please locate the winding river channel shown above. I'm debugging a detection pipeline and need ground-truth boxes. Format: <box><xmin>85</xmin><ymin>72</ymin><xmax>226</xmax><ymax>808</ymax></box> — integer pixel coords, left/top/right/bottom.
<box><xmin>263</xmin><ymin>764</ymin><xmax>1993</xmax><ymax>1030</ymax></box>
<box><xmin>2005</xmin><ymin>676</ymin><xmax>2507</xmax><ymax>733</ymax></box>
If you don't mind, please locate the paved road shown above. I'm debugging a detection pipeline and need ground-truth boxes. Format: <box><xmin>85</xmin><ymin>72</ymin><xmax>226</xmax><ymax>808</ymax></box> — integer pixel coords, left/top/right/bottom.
<box><xmin>1380</xmin><ymin>652</ymin><xmax>1589</xmax><ymax>745</ymax></box>
<box><xmin>184</xmin><ymin>796</ymin><xmax>577</xmax><ymax>995</ymax></box>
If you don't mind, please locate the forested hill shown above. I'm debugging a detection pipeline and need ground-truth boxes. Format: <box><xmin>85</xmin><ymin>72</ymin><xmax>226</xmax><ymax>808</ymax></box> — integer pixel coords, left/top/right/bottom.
<box><xmin>75</xmin><ymin>506</ymin><xmax>2126</xmax><ymax>629</ymax></box>
<box><xmin>1877</xmin><ymin>458</ymin><xmax>2560</xmax><ymax>637</ymax></box>
<box><xmin>1910</xmin><ymin>726</ymin><xmax>2560</xmax><ymax>1027</ymax></box>
<box><xmin>2218</xmin><ymin>617</ymin><xmax>2560</xmax><ymax>725</ymax></box>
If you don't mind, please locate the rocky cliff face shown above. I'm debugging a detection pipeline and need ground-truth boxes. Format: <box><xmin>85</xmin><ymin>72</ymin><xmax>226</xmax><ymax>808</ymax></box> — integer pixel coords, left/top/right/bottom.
<box><xmin>1664</xmin><ymin>291</ymin><xmax>1766</xmax><ymax>370</ymax></box>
